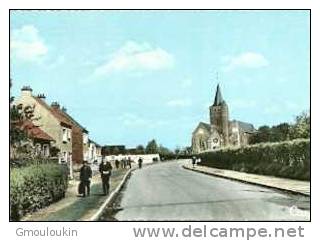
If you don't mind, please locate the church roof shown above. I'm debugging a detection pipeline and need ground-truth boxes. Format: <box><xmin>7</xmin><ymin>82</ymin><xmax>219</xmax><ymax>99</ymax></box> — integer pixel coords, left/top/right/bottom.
<box><xmin>213</xmin><ymin>84</ymin><xmax>224</xmax><ymax>106</ymax></box>
<box><xmin>233</xmin><ymin>120</ymin><xmax>256</xmax><ymax>133</ymax></box>
<box><xmin>192</xmin><ymin>122</ymin><xmax>211</xmax><ymax>134</ymax></box>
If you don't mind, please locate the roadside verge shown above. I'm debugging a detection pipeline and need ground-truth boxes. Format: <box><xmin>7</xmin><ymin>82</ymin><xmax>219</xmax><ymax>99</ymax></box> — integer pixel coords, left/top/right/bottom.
<box><xmin>88</xmin><ymin>167</ymin><xmax>136</xmax><ymax>221</ymax></box>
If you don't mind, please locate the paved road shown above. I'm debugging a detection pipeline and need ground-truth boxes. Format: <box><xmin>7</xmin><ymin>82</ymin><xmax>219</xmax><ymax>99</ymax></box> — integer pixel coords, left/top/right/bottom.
<box><xmin>113</xmin><ymin>160</ymin><xmax>310</xmax><ymax>221</ymax></box>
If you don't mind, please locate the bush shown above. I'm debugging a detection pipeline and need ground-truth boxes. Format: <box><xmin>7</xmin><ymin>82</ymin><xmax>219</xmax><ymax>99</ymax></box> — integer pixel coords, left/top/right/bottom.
<box><xmin>198</xmin><ymin>139</ymin><xmax>310</xmax><ymax>181</ymax></box>
<box><xmin>10</xmin><ymin>164</ymin><xmax>69</xmax><ymax>221</ymax></box>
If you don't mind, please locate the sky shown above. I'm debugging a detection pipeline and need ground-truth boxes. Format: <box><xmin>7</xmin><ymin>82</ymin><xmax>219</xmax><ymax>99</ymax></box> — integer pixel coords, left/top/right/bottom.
<box><xmin>10</xmin><ymin>10</ymin><xmax>310</xmax><ymax>149</ymax></box>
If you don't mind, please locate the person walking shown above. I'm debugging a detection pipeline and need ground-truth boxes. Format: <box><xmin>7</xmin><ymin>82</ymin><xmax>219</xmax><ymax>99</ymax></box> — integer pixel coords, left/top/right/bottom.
<box><xmin>121</xmin><ymin>158</ymin><xmax>126</xmax><ymax>169</ymax></box>
<box><xmin>79</xmin><ymin>161</ymin><xmax>92</xmax><ymax>197</ymax></box>
<box><xmin>127</xmin><ymin>156</ymin><xmax>132</xmax><ymax>169</ymax></box>
<box><xmin>99</xmin><ymin>159</ymin><xmax>113</xmax><ymax>195</ymax></box>
<box><xmin>192</xmin><ymin>156</ymin><xmax>196</xmax><ymax>168</ymax></box>
<box><xmin>138</xmin><ymin>157</ymin><xmax>143</xmax><ymax>169</ymax></box>
<box><xmin>115</xmin><ymin>159</ymin><xmax>120</xmax><ymax>169</ymax></box>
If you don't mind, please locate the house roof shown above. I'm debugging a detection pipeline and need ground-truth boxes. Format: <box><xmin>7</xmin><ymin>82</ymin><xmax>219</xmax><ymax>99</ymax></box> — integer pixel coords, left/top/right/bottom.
<box><xmin>60</xmin><ymin>110</ymin><xmax>88</xmax><ymax>133</ymax></box>
<box><xmin>20</xmin><ymin>120</ymin><xmax>54</xmax><ymax>141</ymax></box>
<box><xmin>33</xmin><ymin>97</ymin><xmax>73</xmax><ymax>128</ymax></box>
<box><xmin>89</xmin><ymin>139</ymin><xmax>101</xmax><ymax>147</ymax></box>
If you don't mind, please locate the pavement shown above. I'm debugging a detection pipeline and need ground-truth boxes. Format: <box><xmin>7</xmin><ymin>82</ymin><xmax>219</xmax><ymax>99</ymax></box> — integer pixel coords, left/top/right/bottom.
<box><xmin>21</xmin><ymin>168</ymin><xmax>129</xmax><ymax>221</ymax></box>
<box><xmin>110</xmin><ymin>160</ymin><xmax>310</xmax><ymax>221</ymax></box>
<box><xmin>183</xmin><ymin>163</ymin><xmax>310</xmax><ymax>196</ymax></box>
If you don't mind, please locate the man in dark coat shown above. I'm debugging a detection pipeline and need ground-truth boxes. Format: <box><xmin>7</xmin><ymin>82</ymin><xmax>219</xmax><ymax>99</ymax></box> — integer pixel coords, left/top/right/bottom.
<box><xmin>80</xmin><ymin>161</ymin><xmax>92</xmax><ymax>197</ymax></box>
<box><xmin>192</xmin><ymin>156</ymin><xmax>197</xmax><ymax>168</ymax></box>
<box><xmin>138</xmin><ymin>157</ymin><xmax>143</xmax><ymax>169</ymax></box>
<box><xmin>127</xmin><ymin>157</ymin><xmax>132</xmax><ymax>169</ymax></box>
<box><xmin>115</xmin><ymin>159</ymin><xmax>120</xmax><ymax>169</ymax></box>
<box><xmin>99</xmin><ymin>159</ymin><xmax>113</xmax><ymax>195</ymax></box>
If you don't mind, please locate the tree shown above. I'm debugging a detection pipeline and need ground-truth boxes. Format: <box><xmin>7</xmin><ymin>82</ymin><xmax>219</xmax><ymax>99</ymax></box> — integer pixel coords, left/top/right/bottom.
<box><xmin>249</xmin><ymin>110</ymin><xmax>310</xmax><ymax>145</ymax></box>
<box><xmin>267</xmin><ymin>123</ymin><xmax>290</xmax><ymax>142</ymax></box>
<box><xmin>249</xmin><ymin>125</ymin><xmax>271</xmax><ymax>144</ymax></box>
<box><xmin>158</xmin><ymin>145</ymin><xmax>172</xmax><ymax>156</ymax></box>
<box><xmin>290</xmin><ymin>111</ymin><xmax>310</xmax><ymax>139</ymax></box>
<box><xmin>174</xmin><ymin>147</ymin><xmax>181</xmax><ymax>155</ymax></box>
<box><xmin>145</xmin><ymin>139</ymin><xmax>158</xmax><ymax>154</ymax></box>
<box><xmin>136</xmin><ymin>145</ymin><xmax>145</xmax><ymax>154</ymax></box>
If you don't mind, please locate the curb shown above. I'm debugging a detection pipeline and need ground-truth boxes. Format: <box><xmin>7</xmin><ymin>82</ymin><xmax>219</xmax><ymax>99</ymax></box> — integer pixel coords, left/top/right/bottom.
<box><xmin>88</xmin><ymin>167</ymin><xmax>136</xmax><ymax>221</ymax></box>
<box><xmin>182</xmin><ymin>165</ymin><xmax>310</xmax><ymax>197</ymax></box>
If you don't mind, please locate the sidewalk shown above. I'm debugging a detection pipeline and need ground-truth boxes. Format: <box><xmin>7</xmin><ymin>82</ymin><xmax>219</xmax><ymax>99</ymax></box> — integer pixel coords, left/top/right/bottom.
<box><xmin>183</xmin><ymin>164</ymin><xmax>310</xmax><ymax>196</ymax></box>
<box><xmin>21</xmin><ymin>168</ymin><xmax>130</xmax><ymax>221</ymax></box>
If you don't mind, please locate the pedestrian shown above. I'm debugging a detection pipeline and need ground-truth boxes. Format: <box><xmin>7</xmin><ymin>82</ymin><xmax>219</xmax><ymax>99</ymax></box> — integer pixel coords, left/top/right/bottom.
<box><xmin>127</xmin><ymin>157</ymin><xmax>132</xmax><ymax>169</ymax></box>
<box><xmin>79</xmin><ymin>160</ymin><xmax>92</xmax><ymax>197</ymax></box>
<box><xmin>121</xmin><ymin>158</ymin><xmax>126</xmax><ymax>169</ymax></box>
<box><xmin>115</xmin><ymin>159</ymin><xmax>120</xmax><ymax>169</ymax></box>
<box><xmin>138</xmin><ymin>157</ymin><xmax>143</xmax><ymax>169</ymax></box>
<box><xmin>99</xmin><ymin>159</ymin><xmax>112</xmax><ymax>195</ymax></box>
<box><xmin>192</xmin><ymin>156</ymin><xmax>196</xmax><ymax>168</ymax></box>
<box><xmin>197</xmin><ymin>157</ymin><xmax>201</xmax><ymax>165</ymax></box>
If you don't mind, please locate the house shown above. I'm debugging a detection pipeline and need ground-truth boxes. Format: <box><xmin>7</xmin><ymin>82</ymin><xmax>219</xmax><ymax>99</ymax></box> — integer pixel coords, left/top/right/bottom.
<box><xmin>85</xmin><ymin>139</ymin><xmax>102</xmax><ymax>163</ymax></box>
<box><xmin>56</xmin><ymin>106</ymin><xmax>89</xmax><ymax>168</ymax></box>
<box><xmin>14</xmin><ymin>86</ymin><xmax>73</xmax><ymax>164</ymax></box>
<box><xmin>19</xmin><ymin>120</ymin><xmax>55</xmax><ymax>157</ymax></box>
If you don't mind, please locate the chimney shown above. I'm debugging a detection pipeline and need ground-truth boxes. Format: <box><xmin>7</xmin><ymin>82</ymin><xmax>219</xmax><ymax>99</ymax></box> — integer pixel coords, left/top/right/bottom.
<box><xmin>61</xmin><ymin>106</ymin><xmax>67</xmax><ymax>112</ymax></box>
<box><xmin>37</xmin><ymin>93</ymin><xmax>46</xmax><ymax>99</ymax></box>
<box><xmin>51</xmin><ymin>101</ymin><xmax>60</xmax><ymax>109</ymax></box>
<box><xmin>21</xmin><ymin>86</ymin><xmax>33</xmax><ymax>97</ymax></box>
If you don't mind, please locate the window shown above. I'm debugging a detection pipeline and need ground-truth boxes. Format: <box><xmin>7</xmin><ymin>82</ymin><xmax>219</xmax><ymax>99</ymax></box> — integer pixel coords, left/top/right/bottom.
<box><xmin>62</xmin><ymin>128</ymin><xmax>68</xmax><ymax>142</ymax></box>
<box><xmin>63</xmin><ymin>152</ymin><xmax>68</xmax><ymax>162</ymax></box>
<box><xmin>83</xmin><ymin>134</ymin><xmax>88</xmax><ymax>144</ymax></box>
<box><xmin>43</xmin><ymin>144</ymin><xmax>49</xmax><ymax>157</ymax></box>
<box><xmin>62</xmin><ymin>128</ymin><xmax>71</xmax><ymax>142</ymax></box>
<box><xmin>67</xmin><ymin>129</ymin><xmax>71</xmax><ymax>141</ymax></box>
<box><xmin>35</xmin><ymin>143</ymin><xmax>41</xmax><ymax>155</ymax></box>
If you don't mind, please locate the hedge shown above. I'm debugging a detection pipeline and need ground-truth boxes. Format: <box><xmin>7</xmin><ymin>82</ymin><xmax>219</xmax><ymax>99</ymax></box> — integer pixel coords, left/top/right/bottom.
<box><xmin>198</xmin><ymin>139</ymin><xmax>310</xmax><ymax>181</ymax></box>
<box><xmin>10</xmin><ymin>164</ymin><xmax>69</xmax><ymax>221</ymax></box>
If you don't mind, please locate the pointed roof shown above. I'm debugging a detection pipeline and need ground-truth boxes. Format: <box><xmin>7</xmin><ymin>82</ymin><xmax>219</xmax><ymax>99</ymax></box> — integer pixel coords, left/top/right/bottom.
<box><xmin>213</xmin><ymin>84</ymin><xmax>224</xmax><ymax>106</ymax></box>
<box><xmin>192</xmin><ymin>122</ymin><xmax>211</xmax><ymax>134</ymax></box>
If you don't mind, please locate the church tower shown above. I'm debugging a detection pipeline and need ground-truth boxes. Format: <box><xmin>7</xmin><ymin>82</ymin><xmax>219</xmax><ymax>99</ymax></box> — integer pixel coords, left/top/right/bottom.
<box><xmin>209</xmin><ymin>84</ymin><xmax>229</xmax><ymax>146</ymax></box>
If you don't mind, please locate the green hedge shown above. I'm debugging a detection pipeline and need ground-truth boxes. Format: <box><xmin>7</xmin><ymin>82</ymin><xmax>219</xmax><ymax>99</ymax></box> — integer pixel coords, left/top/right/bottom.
<box><xmin>198</xmin><ymin>139</ymin><xmax>310</xmax><ymax>181</ymax></box>
<box><xmin>10</xmin><ymin>164</ymin><xmax>69</xmax><ymax>221</ymax></box>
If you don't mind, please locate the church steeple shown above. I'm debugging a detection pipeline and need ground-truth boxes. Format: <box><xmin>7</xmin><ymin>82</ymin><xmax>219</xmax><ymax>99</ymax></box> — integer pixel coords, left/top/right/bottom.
<box><xmin>213</xmin><ymin>84</ymin><xmax>224</xmax><ymax>106</ymax></box>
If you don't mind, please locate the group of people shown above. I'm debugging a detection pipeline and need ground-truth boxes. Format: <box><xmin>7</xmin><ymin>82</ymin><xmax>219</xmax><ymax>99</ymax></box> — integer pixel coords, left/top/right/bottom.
<box><xmin>78</xmin><ymin>156</ymin><xmax>144</xmax><ymax>197</ymax></box>
<box><xmin>78</xmin><ymin>158</ymin><xmax>113</xmax><ymax>197</ymax></box>
<box><xmin>114</xmin><ymin>157</ymin><xmax>132</xmax><ymax>169</ymax></box>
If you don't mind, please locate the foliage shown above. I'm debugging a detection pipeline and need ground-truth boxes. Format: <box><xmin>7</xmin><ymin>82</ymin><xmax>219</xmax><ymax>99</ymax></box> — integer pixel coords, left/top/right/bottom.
<box><xmin>290</xmin><ymin>111</ymin><xmax>310</xmax><ymax>139</ymax></box>
<box><xmin>250</xmin><ymin>111</ymin><xmax>310</xmax><ymax>144</ymax></box>
<box><xmin>10</xmin><ymin>164</ymin><xmax>69</xmax><ymax>221</ymax></box>
<box><xmin>158</xmin><ymin>145</ymin><xmax>172</xmax><ymax>156</ymax></box>
<box><xmin>10</xmin><ymin>103</ymin><xmax>27</xmax><ymax>145</ymax></box>
<box><xmin>145</xmin><ymin>139</ymin><xmax>158</xmax><ymax>154</ymax></box>
<box><xmin>135</xmin><ymin>145</ymin><xmax>145</xmax><ymax>154</ymax></box>
<box><xmin>50</xmin><ymin>146</ymin><xmax>60</xmax><ymax>157</ymax></box>
<box><xmin>198</xmin><ymin>139</ymin><xmax>310</xmax><ymax>181</ymax></box>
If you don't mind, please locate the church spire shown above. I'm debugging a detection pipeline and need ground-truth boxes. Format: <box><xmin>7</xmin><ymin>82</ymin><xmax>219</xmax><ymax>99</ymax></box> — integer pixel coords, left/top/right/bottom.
<box><xmin>213</xmin><ymin>84</ymin><xmax>224</xmax><ymax>106</ymax></box>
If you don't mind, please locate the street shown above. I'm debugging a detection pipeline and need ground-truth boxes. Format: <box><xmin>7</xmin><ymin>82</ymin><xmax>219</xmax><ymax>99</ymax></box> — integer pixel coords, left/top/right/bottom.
<box><xmin>112</xmin><ymin>160</ymin><xmax>310</xmax><ymax>221</ymax></box>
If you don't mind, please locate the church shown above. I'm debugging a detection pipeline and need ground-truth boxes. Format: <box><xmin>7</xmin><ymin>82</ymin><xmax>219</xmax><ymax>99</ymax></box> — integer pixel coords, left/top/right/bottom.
<box><xmin>191</xmin><ymin>84</ymin><xmax>256</xmax><ymax>154</ymax></box>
